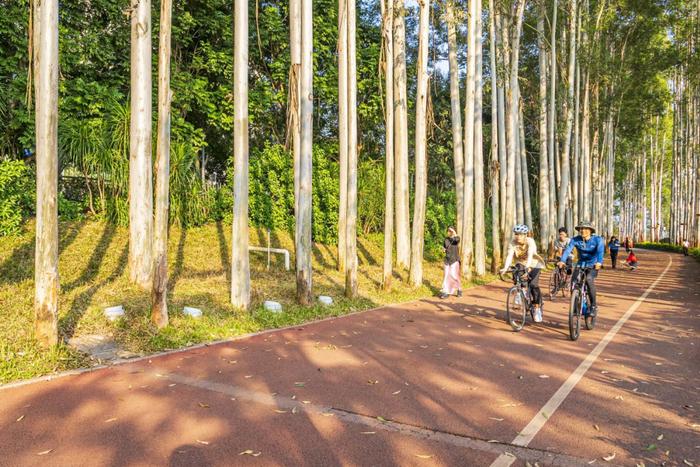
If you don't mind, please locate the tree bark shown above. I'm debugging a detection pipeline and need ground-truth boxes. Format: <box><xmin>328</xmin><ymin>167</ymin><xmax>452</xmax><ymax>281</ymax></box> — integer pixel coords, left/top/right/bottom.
<box><xmin>445</xmin><ymin>0</ymin><xmax>464</xmax><ymax>236</ymax></box>
<box><xmin>393</xmin><ymin>0</ymin><xmax>411</xmax><ymax>269</ymax></box>
<box><xmin>489</xmin><ymin>0</ymin><xmax>502</xmax><ymax>272</ymax></box>
<box><xmin>34</xmin><ymin>0</ymin><xmax>60</xmax><ymax>347</ymax></box>
<box><xmin>345</xmin><ymin>0</ymin><xmax>359</xmax><ymax>297</ymax></box>
<box><xmin>296</xmin><ymin>0</ymin><xmax>313</xmax><ymax>304</ymax></box>
<box><xmin>409</xmin><ymin>0</ymin><xmax>430</xmax><ymax>287</ymax></box>
<box><xmin>152</xmin><ymin>0</ymin><xmax>173</xmax><ymax>328</ymax></box>
<box><xmin>129</xmin><ymin>0</ymin><xmax>154</xmax><ymax>289</ymax></box>
<box><xmin>381</xmin><ymin>0</ymin><xmax>394</xmax><ymax>290</ymax></box>
<box><xmin>461</xmin><ymin>0</ymin><xmax>477</xmax><ymax>279</ymax></box>
<box><xmin>337</xmin><ymin>0</ymin><xmax>348</xmax><ymax>273</ymax></box>
<box><xmin>473</xmin><ymin>0</ymin><xmax>486</xmax><ymax>276</ymax></box>
<box><xmin>537</xmin><ymin>0</ymin><xmax>550</xmax><ymax>249</ymax></box>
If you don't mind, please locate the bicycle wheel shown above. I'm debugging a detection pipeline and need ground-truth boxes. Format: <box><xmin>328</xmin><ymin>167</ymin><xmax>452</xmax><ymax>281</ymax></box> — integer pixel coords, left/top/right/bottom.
<box><xmin>506</xmin><ymin>287</ymin><xmax>527</xmax><ymax>331</ymax></box>
<box><xmin>548</xmin><ymin>271</ymin><xmax>559</xmax><ymax>301</ymax></box>
<box><xmin>568</xmin><ymin>288</ymin><xmax>582</xmax><ymax>341</ymax></box>
<box><xmin>584</xmin><ymin>292</ymin><xmax>597</xmax><ymax>330</ymax></box>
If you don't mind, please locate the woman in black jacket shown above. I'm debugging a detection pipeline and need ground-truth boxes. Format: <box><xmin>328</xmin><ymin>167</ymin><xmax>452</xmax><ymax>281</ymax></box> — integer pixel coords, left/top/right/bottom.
<box><xmin>439</xmin><ymin>227</ymin><xmax>462</xmax><ymax>299</ymax></box>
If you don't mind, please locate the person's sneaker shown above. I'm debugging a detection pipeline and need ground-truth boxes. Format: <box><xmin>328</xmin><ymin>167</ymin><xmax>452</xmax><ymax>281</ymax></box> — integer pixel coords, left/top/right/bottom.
<box><xmin>439</xmin><ymin>292</ymin><xmax>448</xmax><ymax>299</ymax></box>
<box><xmin>590</xmin><ymin>306</ymin><xmax>598</xmax><ymax>317</ymax></box>
<box><xmin>533</xmin><ymin>306</ymin><xmax>543</xmax><ymax>323</ymax></box>
<box><xmin>457</xmin><ymin>290</ymin><xmax>462</xmax><ymax>298</ymax></box>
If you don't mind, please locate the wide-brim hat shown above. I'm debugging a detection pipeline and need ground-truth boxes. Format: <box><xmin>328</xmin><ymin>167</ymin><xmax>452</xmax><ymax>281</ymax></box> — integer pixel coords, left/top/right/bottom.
<box><xmin>575</xmin><ymin>220</ymin><xmax>596</xmax><ymax>233</ymax></box>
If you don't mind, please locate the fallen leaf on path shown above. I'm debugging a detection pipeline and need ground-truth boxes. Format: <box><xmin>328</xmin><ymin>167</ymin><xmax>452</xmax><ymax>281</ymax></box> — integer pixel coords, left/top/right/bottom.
<box><xmin>292</xmin><ymin>407</ymin><xmax>299</xmax><ymax>414</ymax></box>
<box><xmin>415</xmin><ymin>454</ymin><xmax>433</xmax><ymax>459</ymax></box>
<box><xmin>361</xmin><ymin>431</ymin><xmax>375</xmax><ymax>435</ymax></box>
<box><xmin>37</xmin><ymin>449</ymin><xmax>53</xmax><ymax>456</ymax></box>
<box><xmin>104</xmin><ymin>418</ymin><xmax>117</xmax><ymax>423</ymax></box>
<box><xmin>302</xmin><ymin>400</ymin><xmax>311</xmax><ymax>404</ymax></box>
<box><xmin>392</xmin><ymin>390</ymin><xmax>401</xmax><ymax>395</ymax></box>
<box><xmin>367</xmin><ymin>380</ymin><xmax>378</xmax><ymax>385</ymax></box>
<box><xmin>239</xmin><ymin>450</ymin><xmax>261</xmax><ymax>456</ymax></box>
<box><xmin>601</xmin><ymin>370</ymin><xmax>610</xmax><ymax>374</ymax></box>
<box><xmin>196</xmin><ymin>440</ymin><xmax>210</xmax><ymax>445</ymax></box>
<box><xmin>603</xmin><ymin>453</ymin><xmax>616</xmax><ymax>462</ymax></box>
<box><xmin>168</xmin><ymin>383</ymin><xmax>177</xmax><ymax>387</ymax></box>
<box><xmin>635</xmin><ymin>461</ymin><xmax>646</xmax><ymax>467</ymax></box>
<box><xmin>683</xmin><ymin>460</ymin><xmax>694</xmax><ymax>466</ymax></box>
<box><xmin>244</xmin><ymin>375</ymin><xmax>253</xmax><ymax>379</ymax></box>
<box><xmin>198</xmin><ymin>403</ymin><xmax>210</xmax><ymax>408</ymax></box>
<box><xmin>657</xmin><ymin>434</ymin><xmax>664</xmax><ymax>440</ymax></box>
<box><xmin>587</xmin><ymin>460</ymin><xmax>596</xmax><ymax>465</ymax></box>
<box><xmin>489</xmin><ymin>418</ymin><xmax>505</xmax><ymax>422</ymax></box>
<box><xmin>16</xmin><ymin>415</ymin><xmax>24</xmax><ymax>422</ymax></box>
<box><xmin>321</xmin><ymin>412</ymin><xmax>334</xmax><ymax>417</ymax></box>
<box><xmin>594</xmin><ymin>424</ymin><xmax>600</xmax><ymax>431</ymax></box>
<box><xmin>644</xmin><ymin>444</ymin><xmax>657</xmax><ymax>451</ymax></box>
<box><xmin>294</xmin><ymin>382</ymin><xmax>305</xmax><ymax>387</ymax></box>
<box><xmin>377</xmin><ymin>416</ymin><xmax>387</xmax><ymax>423</ymax></box>
<box><xmin>274</xmin><ymin>410</ymin><xmax>288</xmax><ymax>414</ymax></box>
<box><xmin>538</xmin><ymin>375</ymin><xmax>550</xmax><ymax>379</ymax></box>
<box><xmin>614</xmin><ymin>395</ymin><xmax>624</xmax><ymax>400</ymax></box>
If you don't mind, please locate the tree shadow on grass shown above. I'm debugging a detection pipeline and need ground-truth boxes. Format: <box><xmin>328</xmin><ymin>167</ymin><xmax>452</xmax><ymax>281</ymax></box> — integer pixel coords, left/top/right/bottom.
<box><xmin>169</xmin><ymin>228</ymin><xmax>188</xmax><ymax>291</ymax></box>
<box><xmin>215</xmin><ymin>221</ymin><xmax>231</xmax><ymax>284</ymax></box>
<box><xmin>0</xmin><ymin>220</ymin><xmax>86</xmax><ymax>286</ymax></box>
<box><xmin>62</xmin><ymin>223</ymin><xmax>117</xmax><ymax>292</ymax></box>
<box><xmin>60</xmin><ymin>243</ymin><xmax>129</xmax><ymax>340</ymax></box>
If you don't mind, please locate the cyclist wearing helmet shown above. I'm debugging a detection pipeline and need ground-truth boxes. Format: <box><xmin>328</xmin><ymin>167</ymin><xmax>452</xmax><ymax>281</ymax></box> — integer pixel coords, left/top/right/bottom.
<box><xmin>558</xmin><ymin>220</ymin><xmax>604</xmax><ymax>317</ymax></box>
<box><xmin>500</xmin><ymin>224</ymin><xmax>546</xmax><ymax>322</ymax></box>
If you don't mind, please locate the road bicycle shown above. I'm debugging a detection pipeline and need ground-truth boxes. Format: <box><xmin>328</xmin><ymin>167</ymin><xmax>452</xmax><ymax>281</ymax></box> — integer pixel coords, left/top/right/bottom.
<box><xmin>568</xmin><ymin>266</ymin><xmax>597</xmax><ymax>340</ymax></box>
<box><xmin>548</xmin><ymin>260</ymin><xmax>570</xmax><ymax>300</ymax></box>
<box><xmin>500</xmin><ymin>265</ymin><xmax>535</xmax><ymax>332</ymax></box>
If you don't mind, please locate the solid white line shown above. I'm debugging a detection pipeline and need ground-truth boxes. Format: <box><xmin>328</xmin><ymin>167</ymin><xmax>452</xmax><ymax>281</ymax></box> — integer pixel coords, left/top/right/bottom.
<box><xmin>489</xmin><ymin>255</ymin><xmax>673</xmax><ymax>467</ymax></box>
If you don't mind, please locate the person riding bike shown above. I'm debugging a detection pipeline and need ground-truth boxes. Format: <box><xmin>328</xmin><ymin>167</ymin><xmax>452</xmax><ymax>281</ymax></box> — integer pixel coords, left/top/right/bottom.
<box><xmin>500</xmin><ymin>224</ymin><xmax>546</xmax><ymax>323</ymax></box>
<box><xmin>553</xmin><ymin>227</ymin><xmax>573</xmax><ymax>276</ymax></box>
<box><xmin>558</xmin><ymin>220</ymin><xmax>604</xmax><ymax>318</ymax></box>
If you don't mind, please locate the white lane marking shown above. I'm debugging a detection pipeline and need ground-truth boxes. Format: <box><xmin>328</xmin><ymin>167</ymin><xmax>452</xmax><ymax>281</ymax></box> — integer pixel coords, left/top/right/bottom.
<box><xmin>490</xmin><ymin>255</ymin><xmax>673</xmax><ymax>467</ymax></box>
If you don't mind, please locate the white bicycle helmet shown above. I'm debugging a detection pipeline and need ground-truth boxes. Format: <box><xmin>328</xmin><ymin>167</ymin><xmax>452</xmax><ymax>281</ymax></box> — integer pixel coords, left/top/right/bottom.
<box><xmin>513</xmin><ymin>224</ymin><xmax>529</xmax><ymax>234</ymax></box>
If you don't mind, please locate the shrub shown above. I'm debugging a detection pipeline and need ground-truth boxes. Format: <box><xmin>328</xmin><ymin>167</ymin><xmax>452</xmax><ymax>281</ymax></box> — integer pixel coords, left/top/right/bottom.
<box><xmin>0</xmin><ymin>159</ymin><xmax>34</xmax><ymax>236</ymax></box>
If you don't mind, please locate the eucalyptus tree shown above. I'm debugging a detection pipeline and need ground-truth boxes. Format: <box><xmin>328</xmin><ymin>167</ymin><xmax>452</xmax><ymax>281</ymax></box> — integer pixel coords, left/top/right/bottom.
<box><xmin>488</xmin><ymin>0</ymin><xmax>502</xmax><ymax>272</ymax></box>
<box><xmin>409</xmin><ymin>0</ymin><xmax>430</xmax><ymax>287</ymax></box>
<box><xmin>473</xmin><ymin>0</ymin><xmax>486</xmax><ymax>276</ymax></box>
<box><xmin>296</xmin><ymin>0</ymin><xmax>314</xmax><ymax>304</ymax></box>
<box><xmin>393</xmin><ymin>0</ymin><xmax>411</xmax><ymax>270</ymax></box>
<box><xmin>231</xmin><ymin>0</ymin><xmax>251</xmax><ymax>309</ymax></box>
<box><xmin>152</xmin><ymin>0</ymin><xmax>173</xmax><ymax>327</ymax></box>
<box><xmin>337</xmin><ymin>0</ymin><xmax>348</xmax><ymax>273</ymax></box>
<box><xmin>461</xmin><ymin>0</ymin><xmax>477</xmax><ymax>280</ymax></box>
<box><xmin>129</xmin><ymin>0</ymin><xmax>154</xmax><ymax>289</ymax></box>
<box><xmin>34</xmin><ymin>0</ymin><xmax>60</xmax><ymax>346</ymax></box>
<box><xmin>537</xmin><ymin>0</ymin><xmax>550</xmax><ymax>250</ymax></box>
<box><xmin>445</xmin><ymin>0</ymin><xmax>464</xmax><ymax>236</ymax></box>
<box><xmin>344</xmin><ymin>0</ymin><xmax>359</xmax><ymax>297</ymax></box>
<box><xmin>381</xmin><ymin>0</ymin><xmax>395</xmax><ymax>290</ymax></box>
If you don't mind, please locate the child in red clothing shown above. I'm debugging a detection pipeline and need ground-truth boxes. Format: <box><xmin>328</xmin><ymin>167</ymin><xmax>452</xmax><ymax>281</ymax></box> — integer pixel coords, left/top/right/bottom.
<box><xmin>624</xmin><ymin>250</ymin><xmax>638</xmax><ymax>270</ymax></box>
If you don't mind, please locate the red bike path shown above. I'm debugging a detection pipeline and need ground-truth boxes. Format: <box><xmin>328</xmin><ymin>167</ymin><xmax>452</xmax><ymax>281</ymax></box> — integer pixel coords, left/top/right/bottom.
<box><xmin>1</xmin><ymin>249</ymin><xmax>698</xmax><ymax>466</ymax></box>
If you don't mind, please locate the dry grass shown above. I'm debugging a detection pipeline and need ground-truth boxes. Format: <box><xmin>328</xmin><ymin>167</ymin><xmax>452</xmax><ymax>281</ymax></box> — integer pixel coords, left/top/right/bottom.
<box><xmin>0</xmin><ymin>220</ymin><xmax>495</xmax><ymax>384</ymax></box>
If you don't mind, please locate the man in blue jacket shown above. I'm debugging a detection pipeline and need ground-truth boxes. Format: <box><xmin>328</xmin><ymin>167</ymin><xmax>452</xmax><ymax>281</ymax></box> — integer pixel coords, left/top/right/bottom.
<box><xmin>558</xmin><ymin>220</ymin><xmax>604</xmax><ymax>317</ymax></box>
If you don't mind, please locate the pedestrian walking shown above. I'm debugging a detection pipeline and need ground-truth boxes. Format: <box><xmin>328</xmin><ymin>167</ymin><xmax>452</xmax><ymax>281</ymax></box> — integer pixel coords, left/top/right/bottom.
<box><xmin>608</xmin><ymin>236</ymin><xmax>620</xmax><ymax>268</ymax></box>
<box><xmin>682</xmin><ymin>239</ymin><xmax>690</xmax><ymax>256</ymax></box>
<box><xmin>439</xmin><ymin>227</ymin><xmax>462</xmax><ymax>299</ymax></box>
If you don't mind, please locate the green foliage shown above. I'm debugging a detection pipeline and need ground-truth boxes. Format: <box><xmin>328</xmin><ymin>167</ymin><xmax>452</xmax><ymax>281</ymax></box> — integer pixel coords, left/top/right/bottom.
<box><xmin>0</xmin><ymin>160</ymin><xmax>34</xmax><ymax>236</ymax></box>
<box><xmin>636</xmin><ymin>242</ymin><xmax>700</xmax><ymax>261</ymax></box>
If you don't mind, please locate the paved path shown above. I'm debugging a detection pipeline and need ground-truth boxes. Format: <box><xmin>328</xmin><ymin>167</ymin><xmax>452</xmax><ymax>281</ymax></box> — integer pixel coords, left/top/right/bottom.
<box><xmin>1</xmin><ymin>249</ymin><xmax>698</xmax><ymax>466</ymax></box>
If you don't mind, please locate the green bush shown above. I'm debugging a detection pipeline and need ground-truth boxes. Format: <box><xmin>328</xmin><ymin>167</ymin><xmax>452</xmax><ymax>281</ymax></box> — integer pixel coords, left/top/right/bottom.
<box><xmin>58</xmin><ymin>193</ymin><xmax>86</xmax><ymax>220</ymax></box>
<box><xmin>636</xmin><ymin>241</ymin><xmax>700</xmax><ymax>260</ymax></box>
<box><xmin>0</xmin><ymin>159</ymin><xmax>34</xmax><ymax>236</ymax></box>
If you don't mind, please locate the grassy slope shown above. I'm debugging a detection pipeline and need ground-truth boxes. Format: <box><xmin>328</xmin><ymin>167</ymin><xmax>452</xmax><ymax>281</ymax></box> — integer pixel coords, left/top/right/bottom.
<box><xmin>0</xmin><ymin>220</ymin><xmax>495</xmax><ymax>384</ymax></box>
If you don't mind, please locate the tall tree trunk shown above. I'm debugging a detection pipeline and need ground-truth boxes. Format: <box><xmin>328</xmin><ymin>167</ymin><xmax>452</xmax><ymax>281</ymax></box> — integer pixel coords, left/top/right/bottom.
<box><xmin>548</xmin><ymin>0</ymin><xmax>558</xmax><ymax>237</ymax></box>
<box><xmin>557</xmin><ymin>0</ymin><xmax>577</xmax><ymax>227</ymax></box>
<box><xmin>537</xmin><ymin>0</ymin><xmax>550</xmax><ymax>250</ymax></box>
<box><xmin>409</xmin><ymin>0</ymin><xmax>430</xmax><ymax>287</ymax></box>
<box><xmin>446</xmin><ymin>0</ymin><xmax>464</xmax><ymax>236</ymax></box>
<box><xmin>473</xmin><ymin>0</ymin><xmax>486</xmax><ymax>276</ymax></box>
<box><xmin>290</xmin><ymin>0</ymin><xmax>301</xmax><ymax>239</ymax></box>
<box><xmin>129</xmin><ymin>0</ymin><xmax>154</xmax><ymax>289</ymax></box>
<box><xmin>345</xmin><ymin>0</ymin><xmax>359</xmax><ymax>297</ymax></box>
<box><xmin>489</xmin><ymin>0</ymin><xmax>502</xmax><ymax>272</ymax></box>
<box><xmin>337</xmin><ymin>0</ymin><xmax>348</xmax><ymax>273</ymax></box>
<box><xmin>461</xmin><ymin>0</ymin><xmax>477</xmax><ymax>279</ymax></box>
<box><xmin>34</xmin><ymin>0</ymin><xmax>59</xmax><ymax>347</ymax></box>
<box><xmin>152</xmin><ymin>0</ymin><xmax>173</xmax><ymax>327</ymax></box>
<box><xmin>519</xmin><ymin>97</ymin><xmax>532</xmax><ymax>229</ymax></box>
<box><xmin>393</xmin><ymin>0</ymin><xmax>411</xmax><ymax>269</ymax></box>
<box><xmin>296</xmin><ymin>0</ymin><xmax>313</xmax><ymax>304</ymax></box>
<box><xmin>381</xmin><ymin>0</ymin><xmax>394</xmax><ymax>290</ymax></box>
